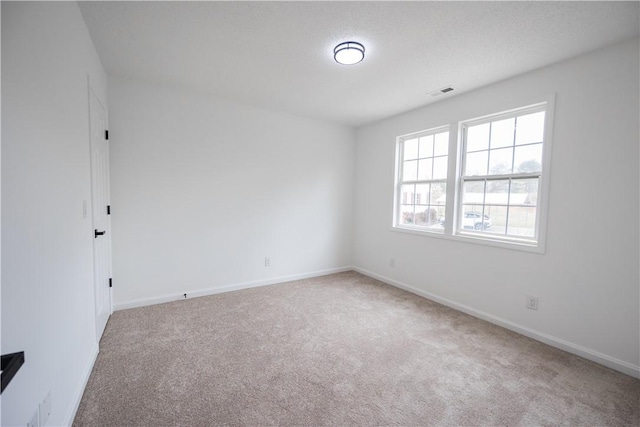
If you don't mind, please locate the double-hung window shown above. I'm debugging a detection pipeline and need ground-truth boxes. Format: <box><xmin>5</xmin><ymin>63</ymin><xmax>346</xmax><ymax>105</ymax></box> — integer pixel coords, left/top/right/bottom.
<box><xmin>393</xmin><ymin>99</ymin><xmax>553</xmax><ymax>252</ymax></box>
<box><xmin>395</xmin><ymin>127</ymin><xmax>450</xmax><ymax>232</ymax></box>
<box><xmin>459</xmin><ymin>105</ymin><xmax>546</xmax><ymax>243</ymax></box>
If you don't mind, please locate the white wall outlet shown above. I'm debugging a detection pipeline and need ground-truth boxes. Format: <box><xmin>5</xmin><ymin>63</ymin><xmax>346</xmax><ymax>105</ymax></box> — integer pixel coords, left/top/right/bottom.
<box><xmin>526</xmin><ymin>295</ymin><xmax>539</xmax><ymax>310</ymax></box>
<box><xmin>264</xmin><ymin>257</ymin><xmax>270</xmax><ymax>267</ymax></box>
<box><xmin>39</xmin><ymin>391</ymin><xmax>51</xmax><ymax>425</ymax></box>
<box><xmin>390</xmin><ymin>258</ymin><xmax>395</xmax><ymax>267</ymax></box>
<box><xmin>27</xmin><ymin>409</ymin><xmax>39</xmax><ymax>427</ymax></box>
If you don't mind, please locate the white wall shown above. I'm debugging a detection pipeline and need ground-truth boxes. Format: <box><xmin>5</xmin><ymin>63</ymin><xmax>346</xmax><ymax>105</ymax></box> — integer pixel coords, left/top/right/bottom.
<box><xmin>353</xmin><ymin>38</ymin><xmax>640</xmax><ymax>375</ymax></box>
<box><xmin>109</xmin><ymin>77</ymin><xmax>355</xmax><ymax>308</ymax></box>
<box><xmin>2</xmin><ymin>2</ymin><xmax>107</xmax><ymax>425</ymax></box>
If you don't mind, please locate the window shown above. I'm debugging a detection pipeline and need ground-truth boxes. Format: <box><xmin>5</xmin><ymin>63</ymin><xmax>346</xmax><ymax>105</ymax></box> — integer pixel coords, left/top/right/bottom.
<box><xmin>393</xmin><ymin>99</ymin><xmax>553</xmax><ymax>252</ymax></box>
<box><xmin>395</xmin><ymin>127</ymin><xmax>449</xmax><ymax>232</ymax></box>
<box><xmin>459</xmin><ymin>106</ymin><xmax>545</xmax><ymax>242</ymax></box>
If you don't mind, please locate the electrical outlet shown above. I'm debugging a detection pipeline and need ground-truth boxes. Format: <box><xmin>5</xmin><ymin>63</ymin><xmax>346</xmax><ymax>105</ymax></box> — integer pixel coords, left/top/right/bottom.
<box><xmin>526</xmin><ymin>295</ymin><xmax>539</xmax><ymax>311</ymax></box>
<box><xmin>265</xmin><ymin>257</ymin><xmax>270</xmax><ymax>267</ymax></box>
<box><xmin>390</xmin><ymin>258</ymin><xmax>395</xmax><ymax>267</ymax></box>
<box><xmin>27</xmin><ymin>409</ymin><xmax>39</xmax><ymax>427</ymax></box>
<box><xmin>39</xmin><ymin>391</ymin><xmax>51</xmax><ymax>425</ymax></box>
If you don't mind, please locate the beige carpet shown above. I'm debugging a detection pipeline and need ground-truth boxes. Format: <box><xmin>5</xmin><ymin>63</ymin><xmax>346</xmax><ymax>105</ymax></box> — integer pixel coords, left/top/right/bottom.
<box><xmin>74</xmin><ymin>271</ymin><xmax>639</xmax><ymax>426</ymax></box>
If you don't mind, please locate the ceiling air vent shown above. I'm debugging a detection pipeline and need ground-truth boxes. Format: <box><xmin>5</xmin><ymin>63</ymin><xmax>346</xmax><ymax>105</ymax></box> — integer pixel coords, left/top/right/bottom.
<box><xmin>428</xmin><ymin>86</ymin><xmax>454</xmax><ymax>97</ymax></box>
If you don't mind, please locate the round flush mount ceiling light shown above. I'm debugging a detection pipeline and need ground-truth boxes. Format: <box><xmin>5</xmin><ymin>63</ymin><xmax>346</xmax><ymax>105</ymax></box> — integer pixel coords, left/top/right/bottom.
<box><xmin>334</xmin><ymin>41</ymin><xmax>365</xmax><ymax>65</ymax></box>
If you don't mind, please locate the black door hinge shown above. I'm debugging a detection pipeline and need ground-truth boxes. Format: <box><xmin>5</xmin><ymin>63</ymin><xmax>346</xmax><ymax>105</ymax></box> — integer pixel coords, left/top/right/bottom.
<box><xmin>105</xmin><ymin>130</ymin><xmax>109</xmax><ymax>140</ymax></box>
<box><xmin>109</xmin><ymin>278</ymin><xmax>112</xmax><ymax>288</ymax></box>
<box><xmin>107</xmin><ymin>205</ymin><xmax>111</xmax><ymax>215</ymax></box>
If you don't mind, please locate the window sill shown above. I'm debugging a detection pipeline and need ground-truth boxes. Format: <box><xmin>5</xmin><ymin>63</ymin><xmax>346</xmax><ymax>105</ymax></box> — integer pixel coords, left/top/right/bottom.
<box><xmin>390</xmin><ymin>225</ymin><xmax>545</xmax><ymax>254</ymax></box>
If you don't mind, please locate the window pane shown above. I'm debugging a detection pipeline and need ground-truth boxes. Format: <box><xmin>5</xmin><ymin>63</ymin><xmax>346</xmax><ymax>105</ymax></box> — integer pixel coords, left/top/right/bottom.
<box><xmin>403</xmin><ymin>160</ymin><xmax>418</xmax><ymax>181</ymax></box>
<box><xmin>430</xmin><ymin>182</ymin><xmax>447</xmax><ymax>206</ymax></box>
<box><xmin>461</xmin><ymin>205</ymin><xmax>487</xmax><ymax>230</ymax></box>
<box><xmin>510</xmin><ymin>178</ymin><xmax>538</xmax><ymax>206</ymax></box>
<box><xmin>419</xmin><ymin>135</ymin><xmax>434</xmax><ymax>158</ymax></box>
<box><xmin>415</xmin><ymin>206</ymin><xmax>438</xmax><ymax>227</ymax></box>
<box><xmin>490</xmin><ymin>117</ymin><xmax>515</xmax><ymax>149</ymax></box>
<box><xmin>401</xmin><ymin>184</ymin><xmax>415</xmax><ymax>205</ymax></box>
<box><xmin>514</xmin><ymin>143</ymin><xmax>542</xmax><ymax>173</ymax></box>
<box><xmin>465</xmin><ymin>151</ymin><xmax>488</xmax><ymax>176</ymax></box>
<box><xmin>488</xmin><ymin>147</ymin><xmax>513</xmax><ymax>175</ymax></box>
<box><xmin>486</xmin><ymin>179</ymin><xmax>510</xmax><ymax>204</ymax></box>
<box><xmin>466</xmin><ymin>123</ymin><xmax>490</xmax><ymax>152</ymax></box>
<box><xmin>404</xmin><ymin>138</ymin><xmax>419</xmax><ymax>160</ymax></box>
<box><xmin>507</xmin><ymin>206</ymin><xmax>536</xmax><ymax>237</ymax></box>
<box><xmin>415</xmin><ymin>183</ymin><xmax>429</xmax><ymax>206</ymax></box>
<box><xmin>433</xmin><ymin>156</ymin><xmax>448</xmax><ymax>180</ymax></box>
<box><xmin>400</xmin><ymin>204</ymin><xmax>415</xmax><ymax>225</ymax></box>
<box><xmin>417</xmin><ymin>159</ymin><xmax>432</xmax><ymax>180</ymax></box>
<box><xmin>434</xmin><ymin>132</ymin><xmax>449</xmax><ymax>156</ymax></box>
<box><xmin>462</xmin><ymin>181</ymin><xmax>485</xmax><ymax>204</ymax></box>
<box><xmin>430</xmin><ymin>205</ymin><xmax>446</xmax><ymax>229</ymax></box>
<box><xmin>483</xmin><ymin>205</ymin><xmax>505</xmax><ymax>234</ymax></box>
<box><xmin>515</xmin><ymin>112</ymin><xmax>545</xmax><ymax>145</ymax></box>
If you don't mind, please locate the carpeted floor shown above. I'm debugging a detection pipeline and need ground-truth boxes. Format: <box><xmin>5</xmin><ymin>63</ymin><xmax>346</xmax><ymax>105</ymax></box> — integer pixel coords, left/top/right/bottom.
<box><xmin>74</xmin><ymin>271</ymin><xmax>639</xmax><ymax>426</ymax></box>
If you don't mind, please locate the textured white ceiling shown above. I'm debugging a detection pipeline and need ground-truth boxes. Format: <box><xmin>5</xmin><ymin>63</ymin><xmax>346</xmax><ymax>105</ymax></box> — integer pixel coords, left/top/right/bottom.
<box><xmin>79</xmin><ymin>1</ymin><xmax>639</xmax><ymax>127</ymax></box>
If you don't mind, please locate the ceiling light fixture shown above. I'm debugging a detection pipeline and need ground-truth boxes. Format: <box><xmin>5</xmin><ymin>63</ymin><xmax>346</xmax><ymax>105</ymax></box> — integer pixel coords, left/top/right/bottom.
<box><xmin>334</xmin><ymin>41</ymin><xmax>365</xmax><ymax>65</ymax></box>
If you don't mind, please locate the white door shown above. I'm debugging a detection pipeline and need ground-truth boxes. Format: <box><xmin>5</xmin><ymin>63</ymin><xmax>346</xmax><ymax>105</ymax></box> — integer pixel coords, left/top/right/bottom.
<box><xmin>89</xmin><ymin>87</ymin><xmax>112</xmax><ymax>341</ymax></box>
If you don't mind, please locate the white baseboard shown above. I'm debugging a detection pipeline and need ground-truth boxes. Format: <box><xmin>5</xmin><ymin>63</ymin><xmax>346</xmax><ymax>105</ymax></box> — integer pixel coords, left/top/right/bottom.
<box><xmin>114</xmin><ymin>266</ymin><xmax>353</xmax><ymax>311</ymax></box>
<box><xmin>353</xmin><ymin>266</ymin><xmax>640</xmax><ymax>379</ymax></box>
<box><xmin>64</xmin><ymin>343</ymin><xmax>99</xmax><ymax>426</ymax></box>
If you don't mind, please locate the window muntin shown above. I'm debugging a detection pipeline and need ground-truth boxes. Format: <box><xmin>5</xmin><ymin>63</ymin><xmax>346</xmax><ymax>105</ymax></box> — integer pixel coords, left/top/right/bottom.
<box><xmin>396</xmin><ymin>127</ymin><xmax>449</xmax><ymax>232</ymax></box>
<box><xmin>458</xmin><ymin>106</ymin><xmax>546</xmax><ymax>242</ymax></box>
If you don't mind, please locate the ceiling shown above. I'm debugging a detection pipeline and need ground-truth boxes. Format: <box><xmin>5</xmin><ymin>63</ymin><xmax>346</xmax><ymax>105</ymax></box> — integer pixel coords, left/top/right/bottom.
<box><xmin>79</xmin><ymin>1</ymin><xmax>640</xmax><ymax>127</ymax></box>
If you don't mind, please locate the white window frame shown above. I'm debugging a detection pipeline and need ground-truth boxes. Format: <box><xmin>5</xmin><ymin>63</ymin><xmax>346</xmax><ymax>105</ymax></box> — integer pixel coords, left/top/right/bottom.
<box><xmin>391</xmin><ymin>95</ymin><xmax>555</xmax><ymax>253</ymax></box>
<box><xmin>393</xmin><ymin>126</ymin><xmax>450</xmax><ymax>234</ymax></box>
